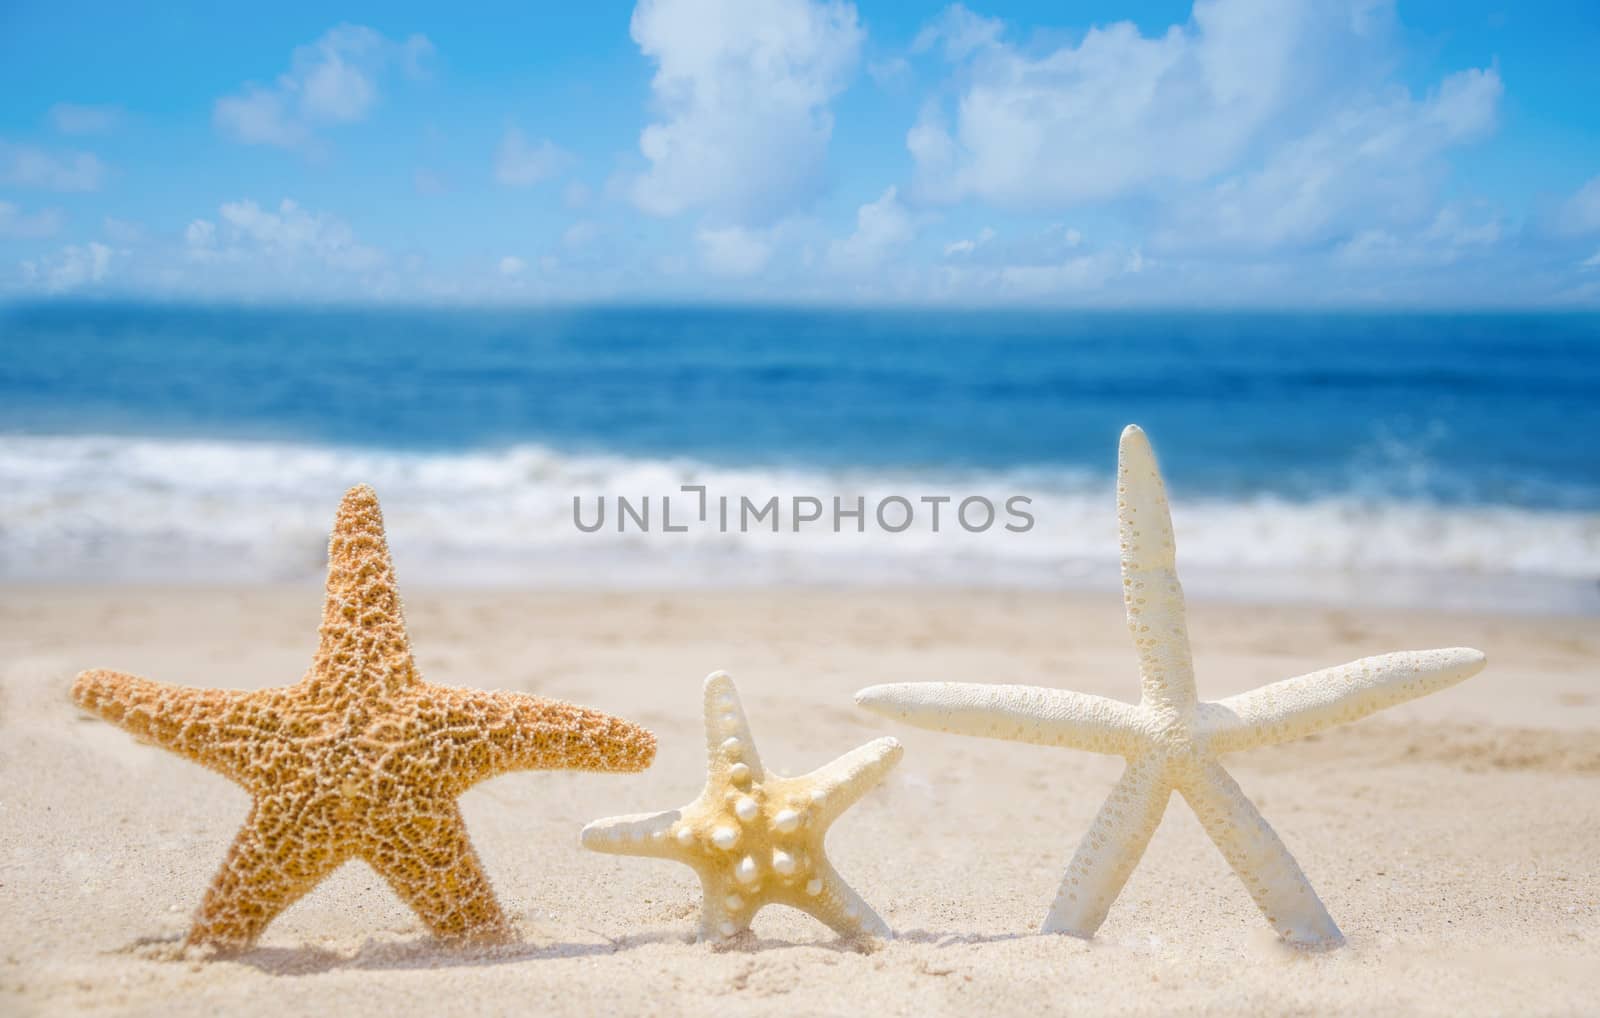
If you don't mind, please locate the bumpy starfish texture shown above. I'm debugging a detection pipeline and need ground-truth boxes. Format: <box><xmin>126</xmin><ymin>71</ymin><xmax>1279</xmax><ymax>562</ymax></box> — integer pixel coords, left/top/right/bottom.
<box><xmin>72</xmin><ymin>485</ymin><xmax>656</xmax><ymax>951</ymax></box>
<box><xmin>582</xmin><ymin>672</ymin><xmax>901</xmax><ymax>942</ymax></box>
<box><xmin>856</xmin><ymin>425</ymin><xmax>1486</xmax><ymax>950</ymax></box>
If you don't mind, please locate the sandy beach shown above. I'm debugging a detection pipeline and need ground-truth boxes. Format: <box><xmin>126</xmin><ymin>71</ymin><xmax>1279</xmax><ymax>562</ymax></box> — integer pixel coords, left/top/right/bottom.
<box><xmin>2</xmin><ymin>585</ymin><xmax>1596</xmax><ymax>1016</ymax></box>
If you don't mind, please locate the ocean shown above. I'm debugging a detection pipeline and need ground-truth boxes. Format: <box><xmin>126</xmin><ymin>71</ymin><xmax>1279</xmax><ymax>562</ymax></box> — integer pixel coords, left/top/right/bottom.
<box><xmin>2</xmin><ymin>303</ymin><xmax>1597</xmax><ymax>613</ymax></box>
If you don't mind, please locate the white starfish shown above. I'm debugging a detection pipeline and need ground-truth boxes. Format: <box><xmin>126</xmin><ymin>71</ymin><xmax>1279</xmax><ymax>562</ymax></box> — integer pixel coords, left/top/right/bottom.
<box><xmin>855</xmin><ymin>425</ymin><xmax>1486</xmax><ymax>949</ymax></box>
<box><xmin>582</xmin><ymin>671</ymin><xmax>902</xmax><ymax>942</ymax></box>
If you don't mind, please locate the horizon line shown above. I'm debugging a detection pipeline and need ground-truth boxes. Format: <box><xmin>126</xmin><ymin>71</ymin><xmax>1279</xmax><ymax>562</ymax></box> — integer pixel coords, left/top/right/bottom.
<box><xmin>5</xmin><ymin>297</ymin><xmax>1600</xmax><ymax>317</ymax></box>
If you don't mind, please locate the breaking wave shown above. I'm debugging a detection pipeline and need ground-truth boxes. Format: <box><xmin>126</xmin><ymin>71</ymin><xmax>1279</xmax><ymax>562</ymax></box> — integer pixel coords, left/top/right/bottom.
<box><xmin>2</xmin><ymin>434</ymin><xmax>1596</xmax><ymax>613</ymax></box>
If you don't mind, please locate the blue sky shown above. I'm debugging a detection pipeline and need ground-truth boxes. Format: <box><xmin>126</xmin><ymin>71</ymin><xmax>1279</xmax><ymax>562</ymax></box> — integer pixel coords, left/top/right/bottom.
<box><xmin>2</xmin><ymin>0</ymin><xmax>1598</xmax><ymax>305</ymax></box>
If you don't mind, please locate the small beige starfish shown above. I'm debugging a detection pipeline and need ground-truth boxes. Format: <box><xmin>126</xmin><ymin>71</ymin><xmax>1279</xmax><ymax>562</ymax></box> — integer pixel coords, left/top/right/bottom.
<box><xmin>582</xmin><ymin>671</ymin><xmax>902</xmax><ymax>942</ymax></box>
<box><xmin>856</xmin><ymin>425</ymin><xmax>1486</xmax><ymax>949</ymax></box>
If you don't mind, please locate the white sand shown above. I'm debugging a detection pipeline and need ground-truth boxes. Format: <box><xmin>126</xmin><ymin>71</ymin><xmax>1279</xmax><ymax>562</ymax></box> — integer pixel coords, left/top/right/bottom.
<box><xmin>2</xmin><ymin>587</ymin><xmax>1597</xmax><ymax>1016</ymax></box>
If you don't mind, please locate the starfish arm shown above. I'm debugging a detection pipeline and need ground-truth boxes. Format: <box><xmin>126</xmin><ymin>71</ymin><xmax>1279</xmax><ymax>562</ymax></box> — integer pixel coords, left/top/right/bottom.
<box><xmin>701</xmin><ymin>671</ymin><xmax>764</xmax><ymax>779</ymax></box>
<box><xmin>1117</xmin><ymin>425</ymin><xmax>1197</xmax><ymax>710</ymax></box>
<box><xmin>855</xmin><ymin>682</ymin><xmax>1145</xmax><ymax>755</ymax></box>
<box><xmin>795</xmin><ymin>860</ymin><xmax>893</xmax><ymax>939</ymax></box>
<box><xmin>580</xmin><ymin>809</ymin><xmax>690</xmax><ymax>861</ymax></box>
<box><xmin>72</xmin><ymin>669</ymin><xmax>272</xmax><ymax>786</ymax></box>
<box><xmin>187</xmin><ymin>803</ymin><xmax>349</xmax><ymax>950</ymax></box>
<box><xmin>802</xmin><ymin>737</ymin><xmax>903</xmax><ymax>825</ymax></box>
<box><xmin>1179</xmin><ymin>760</ymin><xmax>1343</xmax><ymax>949</ymax></box>
<box><xmin>307</xmin><ymin>485</ymin><xmax>421</xmax><ymax>697</ymax></box>
<box><xmin>419</xmin><ymin>686</ymin><xmax>657</xmax><ymax>792</ymax></box>
<box><xmin>693</xmin><ymin>868</ymin><xmax>754</xmax><ymax>941</ymax></box>
<box><xmin>1042</xmin><ymin>754</ymin><xmax>1173</xmax><ymax>937</ymax></box>
<box><xmin>1203</xmin><ymin>647</ymin><xmax>1488</xmax><ymax>754</ymax></box>
<box><xmin>362</xmin><ymin>801</ymin><xmax>514</xmax><ymax>944</ymax></box>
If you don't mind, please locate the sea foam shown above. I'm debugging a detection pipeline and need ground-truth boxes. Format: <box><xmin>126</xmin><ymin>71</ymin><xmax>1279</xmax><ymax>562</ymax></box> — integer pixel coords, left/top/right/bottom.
<box><xmin>2</xmin><ymin>434</ymin><xmax>1595</xmax><ymax>613</ymax></box>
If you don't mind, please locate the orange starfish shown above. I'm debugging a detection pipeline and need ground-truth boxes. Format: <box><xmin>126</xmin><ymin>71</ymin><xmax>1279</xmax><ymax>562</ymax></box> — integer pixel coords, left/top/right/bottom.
<box><xmin>72</xmin><ymin>485</ymin><xmax>657</xmax><ymax>951</ymax></box>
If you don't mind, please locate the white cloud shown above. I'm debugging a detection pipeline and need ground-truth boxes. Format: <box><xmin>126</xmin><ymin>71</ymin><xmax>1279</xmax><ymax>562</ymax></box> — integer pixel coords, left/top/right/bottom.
<box><xmin>49</xmin><ymin>103</ymin><xmax>121</xmax><ymax>135</ymax></box>
<box><xmin>1335</xmin><ymin>205</ymin><xmax>1501</xmax><ymax>267</ymax></box>
<box><xmin>911</xmin><ymin>4</ymin><xmax>1002</xmax><ymax>58</ymax></box>
<box><xmin>0</xmin><ymin>201</ymin><xmax>64</xmax><ymax>239</ymax></box>
<box><xmin>943</xmin><ymin>225</ymin><xmax>995</xmax><ymax>256</ymax></box>
<box><xmin>184</xmin><ymin>218</ymin><xmax>217</xmax><ymax>255</ymax></box>
<box><xmin>184</xmin><ymin>199</ymin><xmax>383</xmax><ymax>273</ymax></box>
<box><xmin>1424</xmin><ymin>206</ymin><xmax>1502</xmax><ymax>250</ymax></box>
<box><xmin>909</xmin><ymin>0</ymin><xmax>1405</xmax><ymax>206</ymax></box>
<box><xmin>829</xmin><ymin>186</ymin><xmax>914</xmax><ymax>270</ymax></box>
<box><xmin>931</xmin><ymin>225</ymin><xmax>1144</xmax><ymax>299</ymax></box>
<box><xmin>19</xmin><ymin>242</ymin><xmax>112</xmax><ymax>293</ymax></box>
<box><xmin>499</xmin><ymin>255</ymin><xmax>527</xmax><ymax>277</ymax></box>
<box><xmin>629</xmin><ymin>0</ymin><xmax>863</xmax><ymax>225</ymax></box>
<box><xmin>0</xmin><ymin>140</ymin><xmax>106</xmax><ymax>191</ymax></box>
<box><xmin>1581</xmin><ymin>250</ymin><xmax>1600</xmax><ymax>270</ymax></box>
<box><xmin>141</xmin><ymin>199</ymin><xmax>402</xmax><ymax>298</ymax></box>
<box><xmin>214</xmin><ymin>25</ymin><xmax>433</xmax><ymax>149</ymax></box>
<box><xmin>1557</xmin><ymin>176</ymin><xmax>1600</xmax><ymax>236</ymax></box>
<box><xmin>935</xmin><ymin>245</ymin><xmax>1144</xmax><ymax>299</ymax></box>
<box><xmin>993</xmin><ymin>249</ymin><xmax>1137</xmax><ymax>295</ymax></box>
<box><xmin>906</xmin><ymin>102</ymin><xmax>956</xmax><ymax>171</ymax></box>
<box><xmin>214</xmin><ymin>89</ymin><xmax>307</xmax><ymax>149</ymax></box>
<box><xmin>695</xmin><ymin>225</ymin><xmax>773</xmax><ymax>276</ymax></box>
<box><xmin>1161</xmin><ymin>67</ymin><xmax>1502</xmax><ymax>252</ymax></box>
<box><xmin>903</xmin><ymin>2</ymin><xmax>1504</xmax><ymax>265</ymax></box>
<box><xmin>222</xmin><ymin>199</ymin><xmax>382</xmax><ymax>271</ymax></box>
<box><xmin>495</xmin><ymin>128</ymin><xmax>571</xmax><ymax>187</ymax></box>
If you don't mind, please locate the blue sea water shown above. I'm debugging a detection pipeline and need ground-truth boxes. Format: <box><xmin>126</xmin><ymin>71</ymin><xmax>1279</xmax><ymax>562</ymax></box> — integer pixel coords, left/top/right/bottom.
<box><xmin>2</xmin><ymin>302</ymin><xmax>1597</xmax><ymax>610</ymax></box>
